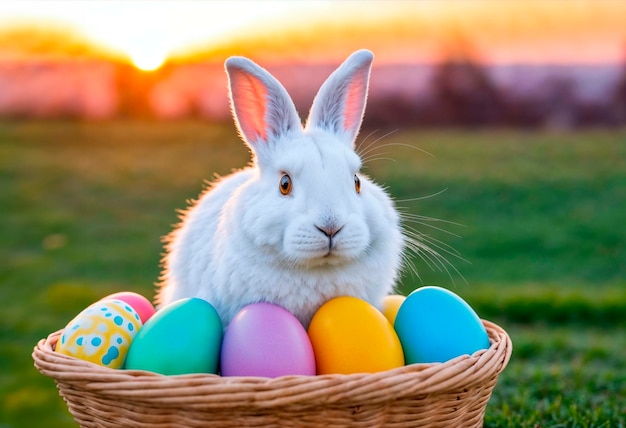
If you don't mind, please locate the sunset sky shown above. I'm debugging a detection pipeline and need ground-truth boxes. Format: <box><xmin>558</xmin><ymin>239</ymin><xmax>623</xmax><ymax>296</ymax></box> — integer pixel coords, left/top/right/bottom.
<box><xmin>0</xmin><ymin>0</ymin><xmax>625</xmax><ymax>69</ymax></box>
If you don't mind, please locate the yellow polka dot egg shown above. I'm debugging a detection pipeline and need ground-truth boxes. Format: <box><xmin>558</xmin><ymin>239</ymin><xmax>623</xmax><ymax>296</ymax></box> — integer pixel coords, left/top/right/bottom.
<box><xmin>56</xmin><ymin>299</ymin><xmax>142</xmax><ymax>368</ymax></box>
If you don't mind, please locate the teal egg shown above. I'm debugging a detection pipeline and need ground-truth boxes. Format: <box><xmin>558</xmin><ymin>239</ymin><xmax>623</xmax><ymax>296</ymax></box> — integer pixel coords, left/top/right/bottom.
<box><xmin>125</xmin><ymin>298</ymin><xmax>222</xmax><ymax>375</ymax></box>
<box><xmin>394</xmin><ymin>286</ymin><xmax>490</xmax><ymax>364</ymax></box>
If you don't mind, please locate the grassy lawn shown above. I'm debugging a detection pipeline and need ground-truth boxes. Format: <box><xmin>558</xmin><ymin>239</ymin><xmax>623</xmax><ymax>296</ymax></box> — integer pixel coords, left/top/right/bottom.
<box><xmin>1</xmin><ymin>121</ymin><xmax>624</xmax><ymax>427</ymax></box>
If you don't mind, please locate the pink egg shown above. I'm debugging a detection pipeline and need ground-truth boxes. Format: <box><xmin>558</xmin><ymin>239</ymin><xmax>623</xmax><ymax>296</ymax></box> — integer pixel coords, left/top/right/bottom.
<box><xmin>220</xmin><ymin>303</ymin><xmax>316</xmax><ymax>378</ymax></box>
<box><xmin>102</xmin><ymin>292</ymin><xmax>156</xmax><ymax>324</ymax></box>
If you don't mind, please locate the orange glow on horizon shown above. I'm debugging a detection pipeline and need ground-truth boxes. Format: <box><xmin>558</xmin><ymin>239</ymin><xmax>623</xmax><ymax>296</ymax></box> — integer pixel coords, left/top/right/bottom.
<box><xmin>0</xmin><ymin>1</ymin><xmax>624</xmax><ymax>66</ymax></box>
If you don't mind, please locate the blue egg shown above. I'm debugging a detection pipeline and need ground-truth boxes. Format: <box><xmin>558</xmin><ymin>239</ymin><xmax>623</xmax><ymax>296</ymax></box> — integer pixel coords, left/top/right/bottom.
<box><xmin>394</xmin><ymin>286</ymin><xmax>490</xmax><ymax>364</ymax></box>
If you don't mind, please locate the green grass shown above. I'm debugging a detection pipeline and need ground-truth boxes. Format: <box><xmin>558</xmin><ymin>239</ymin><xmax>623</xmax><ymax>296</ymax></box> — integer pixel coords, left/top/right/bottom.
<box><xmin>485</xmin><ymin>324</ymin><xmax>625</xmax><ymax>428</ymax></box>
<box><xmin>1</xmin><ymin>121</ymin><xmax>625</xmax><ymax>427</ymax></box>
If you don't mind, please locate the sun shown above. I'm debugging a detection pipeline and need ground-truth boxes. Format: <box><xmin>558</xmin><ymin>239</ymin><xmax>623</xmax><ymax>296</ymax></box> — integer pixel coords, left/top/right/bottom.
<box><xmin>130</xmin><ymin>47</ymin><xmax>166</xmax><ymax>71</ymax></box>
<box><xmin>122</xmin><ymin>34</ymin><xmax>169</xmax><ymax>71</ymax></box>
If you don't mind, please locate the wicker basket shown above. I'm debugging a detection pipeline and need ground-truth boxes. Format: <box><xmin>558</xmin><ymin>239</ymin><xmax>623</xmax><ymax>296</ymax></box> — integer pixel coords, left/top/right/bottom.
<box><xmin>33</xmin><ymin>319</ymin><xmax>511</xmax><ymax>428</ymax></box>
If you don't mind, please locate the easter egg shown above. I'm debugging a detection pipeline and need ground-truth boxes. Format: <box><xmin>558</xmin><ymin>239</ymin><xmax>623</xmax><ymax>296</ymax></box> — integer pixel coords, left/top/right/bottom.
<box><xmin>100</xmin><ymin>291</ymin><xmax>156</xmax><ymax>324</ymax></box>
<box><xmin>394</xmin><ymin>286</ymin><xmax>490</xmax><ymax>364</ymax></box>
<box><xmin>56</xmin><ymin>299</ymin><xmax>142</xmax><ymax>369</ymax></box>
<box><xmin>308</xmin><ymin>296</ymin><xmax>404</xmax><ymax>375</ymax></box>
<box><xmin>125</xmin><ymin>298</ymin><xmax>222</xmax><ymax>375</ymax></box>
<box><xmin>220</xmin><ymin>303</ymin><xmax>316</xmax><ymax>378</ymax></box>
<box><xmin>102</xmin><ymin>291</ymin><xmax>156</xmax><ymax>324</ymax></box>
<box><xmin>381</xmin><ymin>294</ymin><xmax>406</xmax><ymax>325</ymax></box>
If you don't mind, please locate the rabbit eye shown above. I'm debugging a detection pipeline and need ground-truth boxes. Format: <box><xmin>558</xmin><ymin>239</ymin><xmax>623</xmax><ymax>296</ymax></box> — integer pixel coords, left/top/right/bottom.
<box><xmin>279</xmin><ymin>174</ymin><xmax>292</xmax><ymax>195</ymax></box>
<box><xmin>354</xmin><ymin>174</ymin><xmax>361</xmax><ymax>194</ymax></box>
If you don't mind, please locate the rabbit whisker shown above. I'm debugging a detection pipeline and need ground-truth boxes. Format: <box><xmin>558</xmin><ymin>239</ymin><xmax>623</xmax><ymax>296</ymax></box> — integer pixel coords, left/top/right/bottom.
<box><xmin>356</xmin><ymin>129</ymin><xmax>399</xmax><ymax>158</ymax></box>
<box><xmin>398</xmin><ymin>212</ymin><xmax>465</xmax><ymax>228</ymax></box>
<box><xmin>394</xmin><ymin>188</ymin><xmax>449</xmax><ymax>203</ymax></box>
<box><xmin>360</xmin><ymin>155</ymin><xmax>398</xmax><ymax>166</ymax></box>
<box><xmin>400</xmin><ymin>214</ymin><xmax>463</xmax><ymax>238</ymax></box>
<box><xmin>403</xmin><ymin>224</ymin><xmax>467</xmax><ymax>263</ymax></box>
<box><xmin>402</xmin><ymin>231</ymin><xmax>468</xmax><ymax>286</ymax></box>
<box><xmin>397</xmin><ymin>202</ymin><xmax>468</xmax><ymax>286</ymax></box>
<box><xmin>359</xmin><ymin>139</ymin><xmax>435</xmax><ymax>161</ymax></box>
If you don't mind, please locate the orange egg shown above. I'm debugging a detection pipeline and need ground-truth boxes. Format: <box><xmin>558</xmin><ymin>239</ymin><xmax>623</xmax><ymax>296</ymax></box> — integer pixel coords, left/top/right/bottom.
<box><xmin>308</xmin><ymin>296</ymin><xmax>404</xmax><ymax>375</ymax></box>
<box><xmin>381</xmin><ymin>294</ymin><xmax>406</xmax><ymax>325</ymax></box>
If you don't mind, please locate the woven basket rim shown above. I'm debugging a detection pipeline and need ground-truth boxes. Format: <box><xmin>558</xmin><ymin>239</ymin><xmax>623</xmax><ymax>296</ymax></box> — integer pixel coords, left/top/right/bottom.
<box><xmin>33</xmin><ymin>319</ymin><xmax>512</xmax><ymax>409</ymax></box>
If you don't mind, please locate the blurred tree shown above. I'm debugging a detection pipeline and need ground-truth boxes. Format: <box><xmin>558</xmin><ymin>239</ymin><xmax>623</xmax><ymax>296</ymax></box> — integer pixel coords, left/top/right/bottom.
<box><xmin>538</xmin><ymin>77</ymin><xmax>577</xmax><ymax>130</ymax></box>
<box><xmin>115</xmin><ymin>64</ymin><xmax>163</xmax><ymax>119</ymax></box>
<box><xmin>429</xmin><ymin>59</ymin><xmax>504</xmax><ymax>127</ymax></box>
<box><xmin>427</xmin><ymin>34</ymin><xmax>505</xmax><ymax>127</ymax></box>
<box><xmin>362</xmin><ymin>95</ymin><xmax>417</xmax><ymax>130</ymax></box>
<box><xmin>609</xmin><ymin>42</ymin><xmax>626</xmax><ymax>125</ymax></box>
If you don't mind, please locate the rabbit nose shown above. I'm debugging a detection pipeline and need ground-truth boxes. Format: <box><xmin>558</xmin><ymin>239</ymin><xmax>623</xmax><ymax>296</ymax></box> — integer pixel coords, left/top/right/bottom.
<box><xmin>316</xmin><ymin>224</ymin><xmax>343</xmax><ymax>238</ymax></box>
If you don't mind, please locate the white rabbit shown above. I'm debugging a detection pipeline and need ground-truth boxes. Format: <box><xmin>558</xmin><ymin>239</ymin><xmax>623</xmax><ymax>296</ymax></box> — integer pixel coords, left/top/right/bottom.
<box><xmin>156</xmin><ymin>49</ymin><xmax>404</xmax><ymax>328</ymax></box>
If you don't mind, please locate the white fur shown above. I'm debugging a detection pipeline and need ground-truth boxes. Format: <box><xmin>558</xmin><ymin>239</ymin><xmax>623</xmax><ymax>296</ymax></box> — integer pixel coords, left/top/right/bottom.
<box><xmin>157</xmin><ymin>50</ymin><xmax>404</xmax><ymax>328</ymax></box>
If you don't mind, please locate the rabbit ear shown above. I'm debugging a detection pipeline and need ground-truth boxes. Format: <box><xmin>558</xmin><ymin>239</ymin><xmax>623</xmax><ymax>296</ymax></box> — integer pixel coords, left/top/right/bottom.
<box><xmin>225</xmin><ymin>57</ymin><xmax>302</xmax><ymax>149</ymax></box>
<box><xmin>305</xmin><ymin>50</ymin><xmax>374</xmax><ymax>145</ymax></box>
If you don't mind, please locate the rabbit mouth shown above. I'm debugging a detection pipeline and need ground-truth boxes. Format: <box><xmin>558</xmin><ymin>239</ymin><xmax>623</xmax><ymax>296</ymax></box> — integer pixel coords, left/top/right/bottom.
<box><xmin>321</xmin><ymin>228</ymin><xmax>341</xmax><ymax>256</ymax></box>
<box><xmin>284</xmin><ymin>221</ymin><xmax>369</xmax><ymax>267</ymax></box>
<box><xmin>300</xmin><ymin>252</ymin><xmax>349</xmax><ymax>268</ymax></box>
<box><xmin>322</xmin><ymin>240</ymin><xmax>340</xmax><ymax>259</ymax></box>
<box><xmin>288</xmin><ymin>238</ymin><xmax>363</xmax><ymax>268</ymax></box>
